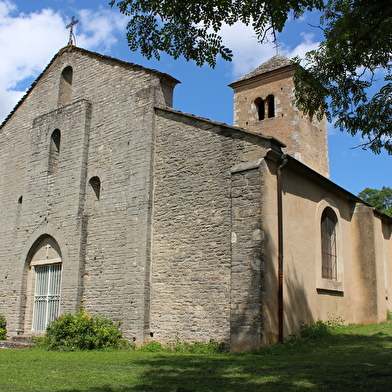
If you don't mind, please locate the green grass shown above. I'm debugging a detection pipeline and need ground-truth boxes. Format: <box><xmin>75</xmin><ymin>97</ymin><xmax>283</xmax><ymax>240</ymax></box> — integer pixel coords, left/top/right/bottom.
<box><xmin>1</xmin><ymin>322</ymin><xmax>392</xmax><ymax>391</ymax></box>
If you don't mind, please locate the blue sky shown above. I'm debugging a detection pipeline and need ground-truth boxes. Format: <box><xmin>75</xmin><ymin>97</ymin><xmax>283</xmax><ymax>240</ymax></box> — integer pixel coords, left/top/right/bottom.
<box><xmin>1</xmin><ymin>0</ymin><xmax>390</xmax><ymax>195</ymax></box>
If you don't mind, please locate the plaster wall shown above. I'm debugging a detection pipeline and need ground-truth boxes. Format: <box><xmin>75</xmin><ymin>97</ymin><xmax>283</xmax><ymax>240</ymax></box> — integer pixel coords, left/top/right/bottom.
<box><xmin>260</xmin><ymin>160</ymin><xmax>391</xmax><ymax>340</ymax></box>
<box><xmin>379</xmin><ymin>220</ymin><xmax>392</xmax><ymax>312</ymax></box>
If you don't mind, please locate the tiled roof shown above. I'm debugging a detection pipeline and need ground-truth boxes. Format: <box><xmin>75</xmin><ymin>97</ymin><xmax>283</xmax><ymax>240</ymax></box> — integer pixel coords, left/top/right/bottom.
<box><xmin>229</xmin><ymin>55</ymin><xmax>293</xmax><ymax>86</ymax></box>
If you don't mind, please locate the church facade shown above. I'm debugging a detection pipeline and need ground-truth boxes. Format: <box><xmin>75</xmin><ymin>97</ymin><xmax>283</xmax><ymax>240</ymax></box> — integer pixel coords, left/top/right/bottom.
<box><xmin>0</xmin><ymin>46</ymin><xmax>391</xmax><ymax>351</ymax></box>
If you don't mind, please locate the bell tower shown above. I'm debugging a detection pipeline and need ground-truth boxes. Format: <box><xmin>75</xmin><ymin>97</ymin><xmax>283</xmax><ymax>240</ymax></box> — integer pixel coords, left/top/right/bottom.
<box><xmin>229</xmin><ymin>55</ymin><xmax>329</xmax><ymax>178</ymax></box>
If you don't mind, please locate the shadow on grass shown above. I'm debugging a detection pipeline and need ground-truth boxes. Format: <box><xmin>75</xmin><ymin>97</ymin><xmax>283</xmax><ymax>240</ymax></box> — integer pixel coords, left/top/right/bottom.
<box><xmin>58</xmin><ymin>327</ymin><xmax>392</xmax><ymax>392</ymax></box>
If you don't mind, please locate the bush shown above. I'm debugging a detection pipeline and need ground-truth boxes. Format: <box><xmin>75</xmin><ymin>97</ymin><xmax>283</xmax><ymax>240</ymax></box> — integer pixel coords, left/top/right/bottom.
<box><xmin>0</xmin><ymin>315</ymin><xmax>6</xmax><ymax>340</ymax></box>
<box><xmin>277</xmin><ymin>316</ymin><xmax>346</xmax><ymax>350</ymax></box>
<box><xmin>186</xmin><ymin>340</ymin><xmax>225</xmax><ymax>354</ymax></box>
<box><xmin>299</xmin><ymin>319</ymin><xmax>331</xmax><ymax>340</ymax></box>
<box><xmin>137</xmin><ymin>341</ymin><xmax>164</xmax><ymax>352</ymax></box>
<box><xmin>39</xmin><ymin>308</ymin><xmax>125</xmax><ymax>350</ymax></box>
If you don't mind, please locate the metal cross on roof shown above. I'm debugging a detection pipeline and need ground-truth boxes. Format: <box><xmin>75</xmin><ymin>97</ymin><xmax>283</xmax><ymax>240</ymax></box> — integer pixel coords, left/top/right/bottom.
<box><xmin>66</xmin><ymin>16</ymin><xmax>79</xmax><ymax>45</ymax></box>
<box><xmin>273</xmin><ymin>42</ymin><xmax>281</xmax><ymax>56</ymax></box>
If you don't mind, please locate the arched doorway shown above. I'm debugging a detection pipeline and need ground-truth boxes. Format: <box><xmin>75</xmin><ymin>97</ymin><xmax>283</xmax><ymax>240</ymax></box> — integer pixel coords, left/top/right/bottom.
<box><xmin>25</xmin><ymin>236</ymin><xmax>62</xmax><ymax>332</ymax></box>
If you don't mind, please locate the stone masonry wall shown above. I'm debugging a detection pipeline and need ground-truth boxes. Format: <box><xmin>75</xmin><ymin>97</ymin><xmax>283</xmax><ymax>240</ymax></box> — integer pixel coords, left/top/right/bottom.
<box><xmin>232</xmin><ymin>69</ymin><xmax>329</xmax><ymax>178</ymax></box>
<box><xmin>21</xmin><ymin>100</ymin><xmax>92</xmax><ymax>331</ymax></box>
<box><xmin>151</xmin><ymin>109</ymin><xmax>268</xmax><ymax>348</ymax></box>
<box><xmin>230</xmin><ymin>161</ymin><xmax>265</xmax><ymax>352</ymax></box>
<box><xmin>0</xmin><ymin>48</ymin><xmax>170</xmax><ymax>341</ymax></box>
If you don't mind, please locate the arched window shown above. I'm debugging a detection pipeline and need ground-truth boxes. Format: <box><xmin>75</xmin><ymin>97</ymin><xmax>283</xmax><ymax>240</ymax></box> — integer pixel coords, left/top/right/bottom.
<box><xmin>254</xmin><ymin>97</ymin><xmax>265</xmax><ymax>121</ymax></box>
<box><xmin>27</xmin><ymin>236</ymin><xmax>62</xmax><ymax>331</ymax></box>
<box><xmin>266</xmin><ymin>95</ymin><xmax>275</xmax><ymax>118</ymax></box>
<box><xmin>48</xmin><ymin>129</ymin><xmax>61</xmax><ymax>175</ymax></box>
<box><xmin>321</xmin><ymin>208</ymin><xmax>338</xmax><ymax>280</ymax></box>
<box><xmin>89</xmin><ymin>176</ymin><xmax>101</xmax><ymax>200</ymax></box>
<box><xmin>59</xmin><ymin>66</ymin><xmax>73</xmax><ymax>105</ymax></box>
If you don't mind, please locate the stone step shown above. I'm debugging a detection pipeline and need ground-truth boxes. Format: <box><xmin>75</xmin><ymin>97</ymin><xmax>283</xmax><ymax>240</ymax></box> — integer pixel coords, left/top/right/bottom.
<box><xmin>10</xmin><ymin>335</ymin><xmax>34</xmax><ymax>343</ymax></box>
<box><xmin>0</xmin><ymin>340</ymin><xmax>36</xmax><ymax>349</ymax></box>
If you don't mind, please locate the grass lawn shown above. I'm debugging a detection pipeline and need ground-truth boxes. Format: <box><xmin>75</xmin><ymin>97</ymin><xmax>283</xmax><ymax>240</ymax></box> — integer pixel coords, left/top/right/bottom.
<box><xmin>0</xmin><ymin>322</ymin><xmax>391</xmax><ymax>391</ymax></box>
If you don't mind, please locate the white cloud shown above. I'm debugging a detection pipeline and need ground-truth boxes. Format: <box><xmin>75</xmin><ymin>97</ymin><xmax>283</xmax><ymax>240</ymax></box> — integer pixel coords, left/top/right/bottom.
<box><xmin>76</xmin><ymin>8</ymin><xmax>127</xmax><ymax>51</ymax></box>
<box><xmin>0</xmin><ymin>1</ymin><xmax>127</xmax><ymax>122</ymax></box>
<box><xmin>0</xmin><ymin>2</ymin><xmax>65</xmax><ymax>121</ymax></box>
<box><xmin>220</xmin><ymin>23</ymin><xmax>320</xmax><ymax>78</ymax></box>
<box><xmin>220</xmin><ymin>22</ymin><xmax>276</xmax><ymax>77</ymax></box>
<box><xmin>282</xmin><ymin>32</ymin><xmax>319</xmax><ymax>61</ymax></box>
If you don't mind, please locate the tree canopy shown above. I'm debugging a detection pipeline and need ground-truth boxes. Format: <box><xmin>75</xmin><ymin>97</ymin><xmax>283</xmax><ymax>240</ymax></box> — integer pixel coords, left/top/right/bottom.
<box><xmin>293</xmin><ymin>0</ymin><xmax>392</xmax><ymax>155</ymax></box>
<box><xmin>358</xmin><ymin>187</ymin><xmax>392</xmax><ymax>217</ymax></box>
<box><xmin>110</xmin><ymin>0</ymin><xmax>392</xmax><ymax>154</ymax></box>
<box><xmin>109</xmin><ymin>0</ymin><xmax>324</xmax><ymax>66</ymax></box>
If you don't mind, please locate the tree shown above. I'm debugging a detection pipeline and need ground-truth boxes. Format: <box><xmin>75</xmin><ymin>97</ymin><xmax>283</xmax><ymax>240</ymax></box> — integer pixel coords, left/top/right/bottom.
<box><xmin>110</xmin><ymin>0</ymin><xmax>392</xmax><ymax>154</ymax></box>
<box><xmin>293</xmin><ymin>0</ymin><xmax>392</xmax><ymax>155</ymax></box>
<box><xmin>109</xmin><ymin>0</ymin><xmax>324</xmax><ymax>67</ymax></box>
<box><xmin>358</xmin><ymin>187</ymin><xmax>392</xmax><ymax>217</ymax></box>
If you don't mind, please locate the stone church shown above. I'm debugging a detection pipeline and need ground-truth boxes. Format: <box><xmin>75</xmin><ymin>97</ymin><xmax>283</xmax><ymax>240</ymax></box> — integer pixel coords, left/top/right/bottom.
<box><xmin>0</xmin><ymin>45</ymin><xmax>391</xmax><ymax>352</ymax></box>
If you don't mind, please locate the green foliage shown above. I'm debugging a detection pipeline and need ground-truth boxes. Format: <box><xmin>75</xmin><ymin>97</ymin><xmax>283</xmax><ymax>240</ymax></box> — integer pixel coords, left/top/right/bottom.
<box><xmin>387</xmin><ymin>309</ymin><xmax>392</xmax><ymax>321</ymax></box>
<box><xmin>110</xmin><ymin>0</ymin><xmax>324</xmax><ymax>67</ymax></box>
<box><xmin>2</xmin><ymin>322</ymin><xmax>392</xmax><ymax>391</ymax></box>
<box><xmin>168</xmin><ymin>339</ymin><xmax>225</xmax><ymax>354</ymax></box>
<box><xmin>358</xmin><ymin>187</ymin><xmax>392</xmax><ymax>217</ymax></box>
<box><xmin>38</xmin><ymin>308</ymin><xmax>125</xmax><ymax>350</ymax></box>
<box><xmin>280</xmin><ymin>317</ymin><xmax>345</xmax><ymax>349</ymax></box>
<box><xmin>325</xmin><ymin>314</ymin><xmax>346</xmax><ymax>328</ymax></box>
<box><xmin>299</xmin><ymin>319</ymin><xmax>331</xmax><ymax>339</ymax></box>
<box><xmin>137</xmin><ymin>339</ymin><xmax>225</xmax><ymax>353</ymax></box>
<box><xmin>282</xmin><ymin>320</ymin><xmax>330</xmax><ymax>349</ymax></box>
<box><xmin>0</xmin><ymin>314</ymin><xmax>7</xmax><ymax>340</ymax></box>
<box><xmin>187</xmin><ymin>339</ymin><xmax>225</xmax><ymax>354</ymax></box>
<box><xmin>294</xmin><ymin>0</ymin><xmax>392</xmax><ymax>154</ymax></box>
<box><xmin>137</xmin><ymin>341</ymin><xmax>164</xmax><ymax>352</ymax></box>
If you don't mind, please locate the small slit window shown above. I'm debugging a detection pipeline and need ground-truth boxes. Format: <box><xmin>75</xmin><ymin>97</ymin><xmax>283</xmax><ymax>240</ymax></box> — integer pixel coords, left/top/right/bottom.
<box><xmin>15</xmin><ymin>196</ymin><xmax>23</xmax><ymax>230</ymax></box>
<box><xmin>89</xmin><ymin>177</ymin><xmax>101</xmax><ymax>200</ymax></box>
<box><xmin>321</xmin><ymin>208</ymin><xmax>338</xmax><ymax>280</ymax></box>
<box><xmin>48</xmin><ymin>129</ymin><xmax>61</xmax><ymax>175</ymax></box>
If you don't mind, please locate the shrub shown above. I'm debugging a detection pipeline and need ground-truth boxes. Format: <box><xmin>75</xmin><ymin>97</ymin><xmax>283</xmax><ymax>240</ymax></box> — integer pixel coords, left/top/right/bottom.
<box><xmin>0</xmin><ymin>315</ymin><xmax>6</xmax><ymax>340</ymax></box>
<box><xmin>137</xmin><ymin>341</ymin><xmax>164</xmax><ymax>352</ymax></box>
<box><xmin>39</xmin><ymin>308</ymin><xmax>125</xmax><ymax>350</ymax></box>
<box><xmin>299</xmin><ymin>319</ymin><xmax>331</xmax><ymax>340</ymax></box>
<box><xmin>387</xmin><ymin>309</ymin><xmax>392</xmax><ymax>321</ymax></box>
<box><xmin>187</xmin><ymin>340</ymin><xmax>225</xmax><ymax>354</ymax></box>
<box><xmin>281</xmin><ymin>317</ymin><xmax>346</xmax><ymax>349</ymax></box>
<box><xmin>325</xmin><ymin>314</ymin><xmax>345</xmax><ymax>328</ymax></box>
